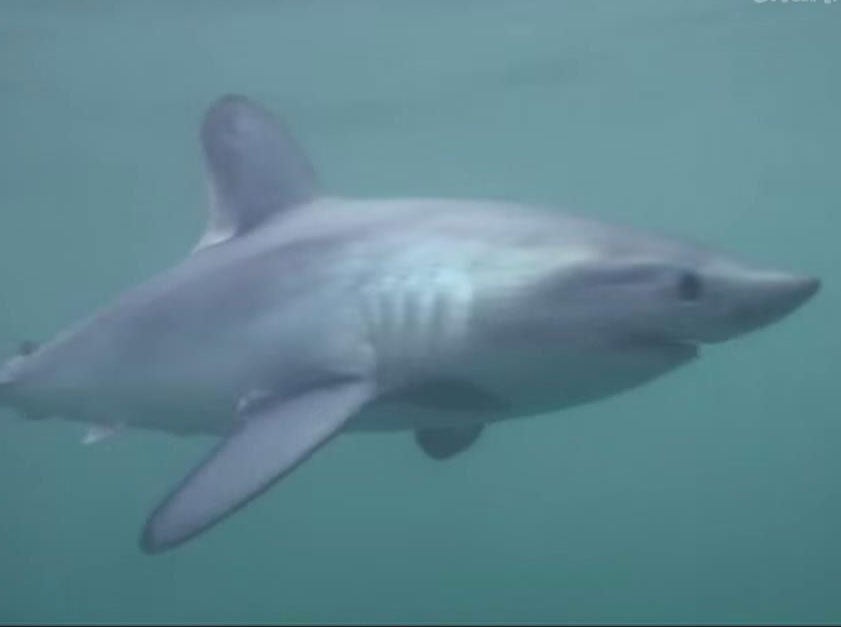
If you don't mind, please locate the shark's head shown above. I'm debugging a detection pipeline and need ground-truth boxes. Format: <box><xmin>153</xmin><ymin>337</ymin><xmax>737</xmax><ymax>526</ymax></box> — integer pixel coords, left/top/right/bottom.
<box><xmin>522</xmin><ymin>226</ymin><xmax>821</xmax><ymax>352</ymax></box>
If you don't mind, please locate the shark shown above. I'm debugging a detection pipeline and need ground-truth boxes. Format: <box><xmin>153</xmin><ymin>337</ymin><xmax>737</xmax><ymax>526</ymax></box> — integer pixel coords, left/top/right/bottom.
<box><xmin>0</xmin><ymin>95</ymin><xmax>820</xmax><ymax>554</ymax></box>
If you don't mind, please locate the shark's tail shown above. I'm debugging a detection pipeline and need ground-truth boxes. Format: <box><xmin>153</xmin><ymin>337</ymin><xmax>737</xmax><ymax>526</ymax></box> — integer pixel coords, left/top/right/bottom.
<box><xmin>0</xmin><ymin>366</ymin><xmax>14</xmax><ymax>408</ymax></box>
<box><xmin>0</xmin><ymin>357</ymin><xmax>16</xmax><ymax>406</ymax></box>
<box><xmin>0</xmin><ymin>379</ymin><xmax>10</xmax><ymax>406</ymax></box>
<box><xmin>0</xmin><ymin>340</ymin><xmax>37</xmax><ymax>407</ymax></box>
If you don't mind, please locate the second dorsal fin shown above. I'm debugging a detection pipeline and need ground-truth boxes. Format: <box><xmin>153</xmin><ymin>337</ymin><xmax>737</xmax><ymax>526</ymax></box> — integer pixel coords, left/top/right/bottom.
<box><xmin>195</xmin><ymin>95</ymin><xmax>318</xmax><ymax>251</ymax></box>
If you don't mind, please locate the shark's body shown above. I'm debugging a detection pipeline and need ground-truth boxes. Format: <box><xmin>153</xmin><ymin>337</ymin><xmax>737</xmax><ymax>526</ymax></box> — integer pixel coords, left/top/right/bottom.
<box><xmin>0</xmin><ymin>96</ymin><xmax>820</xmax><ymax>553</ymax></box>
<box><xmin>4</xmin><ymin>198</ymin><xmax>700</xmax><ymax>434</ymax></box>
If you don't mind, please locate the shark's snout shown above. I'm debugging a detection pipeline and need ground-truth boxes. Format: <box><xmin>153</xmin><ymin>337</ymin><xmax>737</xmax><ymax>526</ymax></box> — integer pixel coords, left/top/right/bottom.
<box><xmin>783</xmin><ymin>275</ymin><xmax>821</xmax><ymax>306</ymax></box>
<box><xmin>778</xmin><ymin>274</ymin><xmax>820</xmax><ymax>308</ymax></box>
<box><xmin>704</xmin><ymin>270</ymin><xmax>821</xmax><ymax>343</ymax></box>
<box><xmin>738</xmin><ymin>272</ymin><xmax>819</xmax><ymax>327</ymax></box>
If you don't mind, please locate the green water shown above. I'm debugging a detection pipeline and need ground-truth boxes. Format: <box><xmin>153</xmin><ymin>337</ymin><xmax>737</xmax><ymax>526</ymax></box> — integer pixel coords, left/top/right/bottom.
<box><xmin>0</xmin><ymin>1</ymin><xmax>838</xmax><ymax>623</ymax></box>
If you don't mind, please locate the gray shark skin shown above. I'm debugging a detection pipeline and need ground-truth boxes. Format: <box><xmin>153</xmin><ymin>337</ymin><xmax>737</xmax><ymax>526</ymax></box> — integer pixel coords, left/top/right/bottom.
<box><xmin>0</xmin><ymin>95</ymin><xmax>820</xmax><ymax>554</ymax></box>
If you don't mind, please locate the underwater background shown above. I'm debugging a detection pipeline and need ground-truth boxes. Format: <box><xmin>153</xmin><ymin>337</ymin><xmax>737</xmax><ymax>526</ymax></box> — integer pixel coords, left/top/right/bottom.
<box><xmin>0</xmin><ymin>0</ymin><xmax>838</xmax><ymax>623</ymax></box>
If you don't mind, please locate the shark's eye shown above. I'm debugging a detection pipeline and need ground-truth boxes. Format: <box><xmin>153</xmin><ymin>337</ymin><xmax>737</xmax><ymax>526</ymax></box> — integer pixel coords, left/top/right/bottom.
<box><xmin>677</xmin><ymin>271</ymin><xmax>702</xmax><ymax>301</ymax></box>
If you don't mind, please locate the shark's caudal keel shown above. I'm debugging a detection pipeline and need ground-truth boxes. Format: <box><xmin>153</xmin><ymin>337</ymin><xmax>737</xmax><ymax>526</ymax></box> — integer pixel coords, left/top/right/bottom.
<box><xmin>0</xmin><ymin>95</ymin><xmax>820</xmax><ymax>554</ymax></box>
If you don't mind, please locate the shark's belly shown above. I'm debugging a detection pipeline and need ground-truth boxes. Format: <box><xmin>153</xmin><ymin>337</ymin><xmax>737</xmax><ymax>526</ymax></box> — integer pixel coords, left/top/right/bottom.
<box><xmin>349</xmin><ymin>340</ymin><xmax>698</xmax><ymax>432</ymax></box>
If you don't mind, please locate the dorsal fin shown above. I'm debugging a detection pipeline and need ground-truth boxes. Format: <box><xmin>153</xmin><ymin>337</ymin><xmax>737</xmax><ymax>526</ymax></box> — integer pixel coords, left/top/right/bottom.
<box><xmin>195</xmin><ymin>95</ymin><xmax>318</xmax><ymax>251</ymax></box>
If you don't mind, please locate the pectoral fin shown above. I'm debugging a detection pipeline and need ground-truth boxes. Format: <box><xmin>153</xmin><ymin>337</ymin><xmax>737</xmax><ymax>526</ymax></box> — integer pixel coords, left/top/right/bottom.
<box><xmin>140</xmin><ymin>379</ymin><xmax>374</xmax><ymax>554</ymax></box>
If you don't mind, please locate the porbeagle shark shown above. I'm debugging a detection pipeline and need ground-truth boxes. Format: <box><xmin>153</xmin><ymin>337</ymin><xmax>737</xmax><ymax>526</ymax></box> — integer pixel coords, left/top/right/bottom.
<box><xmin>0</xmin><ymin>95</ymin><xmax>820</xmax><ymax>554</ymax></box>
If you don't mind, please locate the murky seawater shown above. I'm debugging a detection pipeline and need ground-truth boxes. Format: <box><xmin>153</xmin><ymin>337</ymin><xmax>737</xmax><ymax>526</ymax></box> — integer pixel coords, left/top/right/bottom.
<box><xmin>0</xmin><ymin>1</ymin><xmax>838</xmax><ymax>623</ymax></box>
